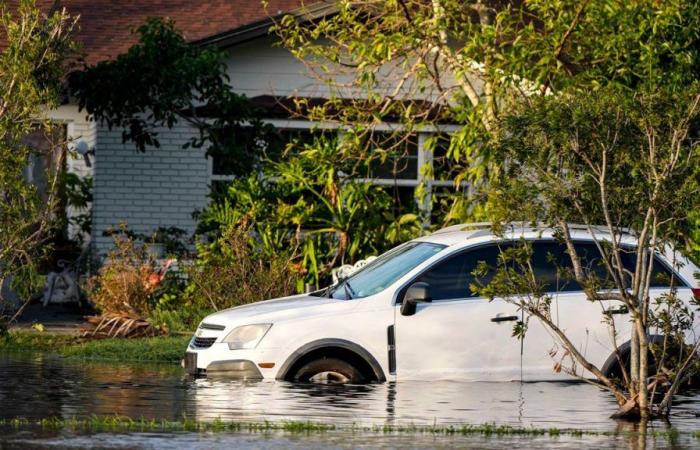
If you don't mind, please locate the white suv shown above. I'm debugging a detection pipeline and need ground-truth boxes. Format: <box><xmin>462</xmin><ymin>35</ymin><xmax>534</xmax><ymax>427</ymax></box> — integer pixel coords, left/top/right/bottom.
<box><xmin>184</xmin><ymin>223</ymin><xmax>700</xmax><ymax>383</ymax></box>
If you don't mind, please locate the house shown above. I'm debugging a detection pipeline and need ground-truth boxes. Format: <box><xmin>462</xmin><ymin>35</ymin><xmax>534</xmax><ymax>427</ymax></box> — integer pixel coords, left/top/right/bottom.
<box><xmin>31</xmin><ymin>0</ymin><xmax>462</xmax><ymax>257</ymax></box>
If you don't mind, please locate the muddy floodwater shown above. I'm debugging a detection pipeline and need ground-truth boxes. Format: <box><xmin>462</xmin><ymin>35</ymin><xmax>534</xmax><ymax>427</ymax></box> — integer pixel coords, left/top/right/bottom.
<box><xmin>1</xmin><ymin>353</ymin><xmax>700</xmax><ymax>449</ymax></box>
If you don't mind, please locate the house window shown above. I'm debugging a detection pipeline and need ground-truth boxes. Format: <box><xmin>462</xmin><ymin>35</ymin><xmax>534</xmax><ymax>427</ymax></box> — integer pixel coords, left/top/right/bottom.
<box><xmin>366</xmin><ymin>132</ymin><xmax>419</xmax><ymax>181</ymax></box>
<box><xmin>358</xmin><ymin>131</ymin><xmax>464</xmax><ymax>218</ymax></box>
<box><xmin>352</xmin><ymin>132</ymin><xmax>421</xmax><ymax>216</ymax></box>
<box><xmin>209</xmin><ymin>126</ymin><xmax>327</xmax><ymax>178</ymax></box>
<box><xmin>207</xmin><ymin>121</ymin><xmax>464</xmax><ymax>224</ymax></box>
<box><xmin>269</xmin><ymin>128</ymin><xmax>326</xmax><ymax>158</ymax></box>
<box><xmin>22</xmin><ymin>124</ymin><xmax>67</xmax><ymax>200</ymax></box>
<box><xmin>208</xmin><ymin>125</ymin><xmax>330</xmax><ymax>199</ymax></box>
<box><xmin>22</xmin><ymin>124</ymin><xmax>73</xmax><ymax>243</ymax></box>
<box><xmin>430</xmin><ymin>134</ymin><xmax>462</xmax><ymax>184</ymax></box>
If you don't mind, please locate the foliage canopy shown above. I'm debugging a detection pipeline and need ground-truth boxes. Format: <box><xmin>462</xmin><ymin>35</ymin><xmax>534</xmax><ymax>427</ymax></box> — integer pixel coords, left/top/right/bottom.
<box><xmin>274</xmin><ymin>0</ymin><xmax>700</xmax><ymax>218</ymax></box>
<box><xmin>0</xmin><ymin>0</ymin><xmax>77</xmax><ymax>309</ymax></box>
<box><xmin>72</xmin><ymin>18</ymin><xmax>276</xmax><ymax>175</ymax></box>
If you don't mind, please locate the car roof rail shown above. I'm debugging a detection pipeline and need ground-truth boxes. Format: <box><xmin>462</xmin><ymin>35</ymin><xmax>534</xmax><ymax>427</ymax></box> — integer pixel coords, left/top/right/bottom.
<box><xmin>431</xmin><ymin>222</ymin><xmax>493</xmax><ymax>235</ymax></box>
<box><xmin>432</xmin><ymin>221</ymin><xmax>636</xmax><ymax>238</ymax></box>
<box><xmin>563</xmin><ymin>223</ymin><xmax>636</xmax><ymax>237</ymax></box>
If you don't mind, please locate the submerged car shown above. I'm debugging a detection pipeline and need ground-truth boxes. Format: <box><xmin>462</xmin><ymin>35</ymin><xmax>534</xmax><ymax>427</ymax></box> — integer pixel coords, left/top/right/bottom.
<box><xmin>184</xmin><ymin>223</ymin><xmax>700</xmax><ymax>383</ymax></box>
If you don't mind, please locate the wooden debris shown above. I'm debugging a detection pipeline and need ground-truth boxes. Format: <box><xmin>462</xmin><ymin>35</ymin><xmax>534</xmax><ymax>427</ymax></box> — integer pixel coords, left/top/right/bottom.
<box><xmin>81</xmin><ymin>312</ymin><xmax>167</xmax><ymax>339</ymax></box>
<box><xmin>610</xmin><ymin>394</ymin><xmax>640</xmax><ymax>419</ymax></box>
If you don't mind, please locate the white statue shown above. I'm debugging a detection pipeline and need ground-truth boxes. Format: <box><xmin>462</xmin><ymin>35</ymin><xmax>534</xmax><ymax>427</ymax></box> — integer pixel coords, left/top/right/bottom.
<box><xmin>331</xmin><ymin>256</ymin><xmax>378</xmax><ymax>284</ymax></box>
<box><xmin>42</xmin><ymin>261</ymin><xmax>81</xmax><ymax>306</ymax></box>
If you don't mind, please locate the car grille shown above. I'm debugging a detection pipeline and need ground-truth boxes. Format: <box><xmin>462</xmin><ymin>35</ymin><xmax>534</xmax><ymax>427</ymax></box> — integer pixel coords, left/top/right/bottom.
<box><xmin>192</xmin><ymin>337</ymin><xmax>217</xmax><ymax>348</ymax></box>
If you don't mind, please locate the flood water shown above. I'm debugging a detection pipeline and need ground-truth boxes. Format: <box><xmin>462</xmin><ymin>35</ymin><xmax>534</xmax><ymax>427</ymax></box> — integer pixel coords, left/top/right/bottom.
<box><xmin>1</xmin><ymin>352</ymin><xmax>700</xmax><ymax>449</ymax></box>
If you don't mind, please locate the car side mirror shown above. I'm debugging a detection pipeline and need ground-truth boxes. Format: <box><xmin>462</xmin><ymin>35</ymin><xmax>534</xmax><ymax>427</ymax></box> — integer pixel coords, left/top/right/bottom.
<box><xmin>400</xmin><ymin>282</ymin><xmax>432</xmax><ymax>316</ymax></box>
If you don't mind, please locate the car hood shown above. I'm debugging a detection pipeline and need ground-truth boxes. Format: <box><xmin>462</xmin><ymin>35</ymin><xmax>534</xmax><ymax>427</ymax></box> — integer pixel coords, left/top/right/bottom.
<box><xmin>201</xmin><ymin>294</ymin><xmax>350</xmax><ymax>328</ymax></box>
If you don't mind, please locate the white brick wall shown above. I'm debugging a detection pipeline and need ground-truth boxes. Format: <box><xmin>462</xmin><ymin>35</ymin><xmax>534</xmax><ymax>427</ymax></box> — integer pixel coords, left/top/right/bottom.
<box><xmin>91</xmin><ymin>122</ymin><xmax>210</xmax><ymax>256</ymax></box>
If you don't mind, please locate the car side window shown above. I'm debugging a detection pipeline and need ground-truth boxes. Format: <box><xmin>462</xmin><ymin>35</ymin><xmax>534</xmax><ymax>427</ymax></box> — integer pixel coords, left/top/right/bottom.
<box><xmin>575</xmin><ymin>242</ymin><xmax>685</xmax><ymax>289</ymax></box>
<box><xmin>529</xmin><ymin>242</ymin><xmax>581</xmax><ymax>292</ymax></box>
<box><xmin>410</xmin><ymin>244</ymin><xmax>505</xmax><ymax>301</ymax></box>
<box><xmin>400</xmin><ymin>239</ymin><xmax>686</xmax><ymax>303</ymax></box>
<box><xmin>542</xmin><ymin>241</ymin><xmax>686</xmax><ymax>291</ymax></box>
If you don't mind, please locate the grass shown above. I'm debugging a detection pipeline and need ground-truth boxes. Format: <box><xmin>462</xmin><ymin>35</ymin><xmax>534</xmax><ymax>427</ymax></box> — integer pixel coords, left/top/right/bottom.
<box><xmin>0</xmin><ymin>331</ymin><xmax>75</xmax><ymax>352</ymax></box>
<box><xmin>0</xmin><ymin>415</ymin><xmax>698</xmax><ymax>439</ymax></box>
<box><xmin>58</xmin><ymin>335</ymin><xmax>191</xmax><ymax>362</ymax></box>
<box><xmin>0</xmin><ymin>331</ymin><xmax>191</xmax><ymax>363</ymax></box>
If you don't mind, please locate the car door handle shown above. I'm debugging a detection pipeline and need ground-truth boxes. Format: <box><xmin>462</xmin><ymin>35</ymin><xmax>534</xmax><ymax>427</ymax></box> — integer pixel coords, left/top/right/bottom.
<box><xmin>490</xmin><ymin>315</ymin><xmax>519</xmax><ymax>323</ymax></box>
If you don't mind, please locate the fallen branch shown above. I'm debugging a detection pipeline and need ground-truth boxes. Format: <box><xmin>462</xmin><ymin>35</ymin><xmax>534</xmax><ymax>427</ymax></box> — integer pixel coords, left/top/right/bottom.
<box><xmin>81</xmin><ymin>312</ymin><xmax>167</xmax><ymax>339</ymax></box>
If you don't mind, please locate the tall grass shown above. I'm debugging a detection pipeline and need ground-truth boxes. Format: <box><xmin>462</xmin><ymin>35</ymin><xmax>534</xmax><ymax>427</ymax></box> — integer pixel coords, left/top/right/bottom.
<box><xmin>0</xmin><ymin>415</ymin><xmax>698</xmax><ymax>439</ymax></box>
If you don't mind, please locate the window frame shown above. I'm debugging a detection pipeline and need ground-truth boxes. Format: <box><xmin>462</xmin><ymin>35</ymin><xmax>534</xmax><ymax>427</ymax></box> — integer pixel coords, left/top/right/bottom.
<box><xmin>392</xmin><ymin>237</ymin><xmax>688</xmax><ymax>306</ymax></box>
<box><xmin>393</xmin><ymin>240</ymin><xmax>506</xmax><ymax>305</ymax></box>
<box><xmin>568</xmin><ymin>240</ymin><xmax>688</xmax><ymax>291</ymax></box>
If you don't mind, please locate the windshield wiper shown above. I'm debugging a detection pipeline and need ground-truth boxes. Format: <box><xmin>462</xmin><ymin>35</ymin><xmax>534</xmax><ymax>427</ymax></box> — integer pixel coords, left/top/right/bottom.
<box><xmin>327</xmin><ymin>276</ymin><xmax>357</xmax><ymax>300</ymax></box>
<box><xmin>343</xmin><ymin>279</ymin><xmax>357</xmax><ymax>300</ymax></box>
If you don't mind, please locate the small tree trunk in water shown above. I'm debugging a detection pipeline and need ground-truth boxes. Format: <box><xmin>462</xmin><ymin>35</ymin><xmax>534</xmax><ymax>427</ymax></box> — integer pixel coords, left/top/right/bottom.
<box><xmin>630</xmin><ymin>326</ymin><xmax>639</xmax><ymax>398</ymax></box>
<box><xmin>637</xmin><ymin>324</ymin><xmax>650</xmax><ymax>419</ymax></box>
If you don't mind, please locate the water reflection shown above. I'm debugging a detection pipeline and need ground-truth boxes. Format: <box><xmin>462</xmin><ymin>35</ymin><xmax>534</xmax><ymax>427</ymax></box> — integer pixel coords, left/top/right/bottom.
<box><xmin>1</xmin><ymin>352</ymin><xmax>699</xmax><ymax>435</ymax></box>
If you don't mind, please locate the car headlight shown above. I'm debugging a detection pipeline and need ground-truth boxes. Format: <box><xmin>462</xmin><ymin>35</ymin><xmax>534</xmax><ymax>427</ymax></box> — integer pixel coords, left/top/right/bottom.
<box><xmin>223</xmin><ymin>324</ymin><xmax>272</xmax><ymax>350</ymax></box>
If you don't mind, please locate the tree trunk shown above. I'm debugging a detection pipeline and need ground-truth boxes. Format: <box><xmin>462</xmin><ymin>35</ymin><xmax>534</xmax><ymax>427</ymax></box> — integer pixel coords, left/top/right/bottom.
<box><xmin>630</xmin><ymin>326</ymin><xmax>640</xmax><ymax>398</ymax></box>
<box><xmin>637</xmin><ymin>323</ymin><xmax>650</xmax><ymax>419</ymax></box>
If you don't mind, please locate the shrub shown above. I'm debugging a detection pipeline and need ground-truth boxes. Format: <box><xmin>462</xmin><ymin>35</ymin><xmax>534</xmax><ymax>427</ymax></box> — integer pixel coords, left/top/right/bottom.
<box><xmin>85</xmin><ymin>235</ymin><xmax>159</xmax><ymax>317</ymax></box>
<box><xmin>149</xmin><ymin>288</ymin><xmax>208</xmax><ymax>332</ymax></box>
<box><xmin>195</xmin><ymin>135</ymin><xmax>423</xmax><ymax>289</ymax></box>
<box><xmin>183</xmin><ymin>223</ymin><xmax>297</xmax><ymax>311</ymax></box>
<box><xmin>87</xmin><ymin>223</ymin><xmax>298</xmax><ymax>331</ymax></box>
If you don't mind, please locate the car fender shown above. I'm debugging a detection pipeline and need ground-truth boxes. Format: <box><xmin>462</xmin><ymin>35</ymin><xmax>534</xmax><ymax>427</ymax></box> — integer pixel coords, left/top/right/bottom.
<box><xmin>275</xmin><ymin>338</ymin><xmax>386</xmax><ymax>382</ymax></box>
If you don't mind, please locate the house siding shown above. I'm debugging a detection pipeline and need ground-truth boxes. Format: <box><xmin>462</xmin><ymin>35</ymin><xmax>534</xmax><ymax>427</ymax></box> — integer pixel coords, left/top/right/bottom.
<box><xmin>224</xmin><ymin>35</ymin><xmax>330</xmax><ymax>98</ymax></box>
<box><xmin>223</xmin><ymin>35</ymin><xmax>457</xmax><ymax>100</ymax></box>
<box><xmin>91</xmin><ymin>123</ymin><xmax>210</xmax><ymax>256</ymax></box>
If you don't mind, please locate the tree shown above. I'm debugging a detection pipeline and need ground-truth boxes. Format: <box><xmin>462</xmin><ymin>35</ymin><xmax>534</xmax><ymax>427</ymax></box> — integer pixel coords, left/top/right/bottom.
<box><xmin>0</xmin><ymin>0</ymin><xmax>77</xmax><ymax>318</ymax></box>
<box><xmin>478</xmin><ymin>85</ymin><xmax>700</xmax><ymax>420</ymax></box>
<box><xmin>71</xmin><ymin>18</ymin><xmax>276</xmax><ymax>176</ymax></box>
<box><xmin>274</xmin><ymin>0</ymin><xmax>700</xmax><ymax>222</ymax></box>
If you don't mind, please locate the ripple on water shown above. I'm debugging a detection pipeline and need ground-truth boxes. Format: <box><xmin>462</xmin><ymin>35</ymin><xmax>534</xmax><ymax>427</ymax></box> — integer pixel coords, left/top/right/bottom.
<box><xmin>1</xmin><ymin>352</ymin><xmax>699</xmax><ymax>434</ymax></box>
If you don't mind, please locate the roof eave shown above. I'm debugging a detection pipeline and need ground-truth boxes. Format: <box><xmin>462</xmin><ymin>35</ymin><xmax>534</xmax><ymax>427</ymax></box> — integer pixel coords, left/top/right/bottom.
<box><xmin>193</xmin><ymin>1</ymin><xmax>338</xmax><ymax>49</ymax></box>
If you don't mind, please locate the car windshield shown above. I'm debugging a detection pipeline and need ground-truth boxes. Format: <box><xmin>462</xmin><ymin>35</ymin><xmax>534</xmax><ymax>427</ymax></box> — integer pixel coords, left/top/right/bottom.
<box><xmin>328</xmin><ymin>242</ymin><xmax>446</xmax><ymax>300</ymax></box>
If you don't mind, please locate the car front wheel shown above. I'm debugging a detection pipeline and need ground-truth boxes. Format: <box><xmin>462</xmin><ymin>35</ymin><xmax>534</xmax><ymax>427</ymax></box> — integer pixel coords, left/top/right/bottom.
<box><xmin>293</xmin><ymin>357</ymin><xmax>365</xmax><ymax>384</ymax></box>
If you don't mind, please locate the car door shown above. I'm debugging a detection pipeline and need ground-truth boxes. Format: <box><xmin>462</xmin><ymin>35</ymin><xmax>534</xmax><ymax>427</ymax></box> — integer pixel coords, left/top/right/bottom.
<box><xmin>393</xmin><ymin>243</ymin><xmax>524</xmax><ymax>381</ymax></box>
<box><xmin>521</xmin><ymin>241</ymin><xmax>676</xmax><ymax>380</ymax></box>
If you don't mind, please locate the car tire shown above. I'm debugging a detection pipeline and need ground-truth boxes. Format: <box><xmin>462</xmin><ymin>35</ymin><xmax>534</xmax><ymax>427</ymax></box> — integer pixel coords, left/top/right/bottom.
<box><xmin>607</xmin><ymin>345</ymin><xmax>700</xmax><ymax>389</ymax></box>
<box><xmin>606</xmin><ymin>350</ymin><xmax>658</xmax><ymax>382</ymax></box>
<box><xmin>293</xmin><ymin>357</ymin><xmax>366</xmax><ymax>384</ymax></box>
